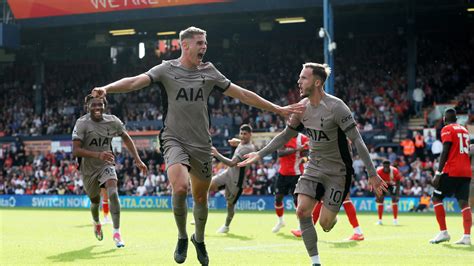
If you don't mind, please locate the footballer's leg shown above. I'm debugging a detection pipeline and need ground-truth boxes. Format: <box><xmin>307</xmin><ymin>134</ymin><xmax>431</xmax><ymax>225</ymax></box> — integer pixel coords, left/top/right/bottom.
<box><xmin>456</xmin><ymin>199</ymin><xmax>472</xmax><ymax>245</ymax></box>
<box><xmin>375</xmin><ymin>194</ymin><xmax>385</xmax><ymax>225</ymax></box>
<box><xmin>430</xmin><ymin>174</ymin><xmax>452</xmax><ymax>244</ymax></box>
<box><xmin>217</xmin><ymin>201</ymin><xmax>234</xmax><ymax>234</ymax></box>
<box><xmin>168</xmin><ymin>163</ymin><xmax>190</xmax><ymax>264</ymax></box>
<box><xmin>454</xmin><ymin>179</ymin><xmax>471</xmax><ymax>245</ymax></box>
<box><xmin>90</xmin><ymin>194</ymin><xmax>103</xmax><ymax>241</ymax></box>
<box><xmin>343</xmin><ymin>197</ymin><xmax>364</xmax><ymax>241</ymax></box>
<box><xmin>273</xmin><ymin>175</ymin><xmax>287</xmax><ymax>233</ymax></box>
<box><xmin>319</xmin><ymin>204</ymin><xmax>338</xmax><ymax>233</ymax></box>
<box><xmin>291</xmin><ymin>200</ymin><xmax>322</xmax><ymax>238</ymax></box>
<box><xmin>105</xmin><ymin>179</ymin><xmax>124</xmax><ymax>248</ymax></box>
<box><xmin>391</xmin><ymin>196</ymin><xmax>399</xmax><ymax>225</ymax></box>
<box><xmin>296</xmin><ymin>193</ymin><xmax>319</xmax><ymax>265</ymax></box>
<box><xmin>101</xmin><ymin>188</ymin><xmax>111</xmax><ymax>224</ymax></box>
<box><xmin>190</xmin><ymin>173</ymin><xmax>211</xmax><ymax>266</ymax></box>
<box><xmin>295</xmin><ymin>178</ymin><xmax>323</xmax><ymax>266</ymax></box>
<box><xmin>83</xmin><ymin>175</ymin><xmax>102</xmax><ymax>241</ymax></box>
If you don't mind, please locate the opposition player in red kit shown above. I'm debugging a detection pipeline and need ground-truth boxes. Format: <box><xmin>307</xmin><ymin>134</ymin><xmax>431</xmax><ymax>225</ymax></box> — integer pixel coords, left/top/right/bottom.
<box><xmin>375</xmin><ymin>160</ymin><xmax>402</xmax><ymax>225</ymax></box>
<box><xmin>430</xmin><ymin>108</ymin><xmax>471</xmax><ymax>245</ymax></box>
<box><xmin>272</xmin><ymin>133</ymin><xmax>309</xmax><ymax>233</ymax></box>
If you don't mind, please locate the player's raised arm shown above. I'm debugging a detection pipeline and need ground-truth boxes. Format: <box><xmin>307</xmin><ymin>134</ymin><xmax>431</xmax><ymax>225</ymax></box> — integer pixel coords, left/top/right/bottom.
<box><xmin>223</xmin><ymin>83</ymin><xmax>305</xmax><ymax>117</ymax></box>
<box><xmin>238</xmin><ymin>114</ymin><xmax>302</xmax><ymax>167</ymax></box>
<box><xmin>91</xmin><ymin>74</ymin><xmax>151</xmax><ymax>97</ymax></box>
<box><xmin>212</xmin><ymin>146</ymin><xmax>239</xmax><ymax>167</ymax></box>
<box><xmin>120</xmin><ymin>131</ymin><xmax>148</xmax><ymax>175</ymax></box>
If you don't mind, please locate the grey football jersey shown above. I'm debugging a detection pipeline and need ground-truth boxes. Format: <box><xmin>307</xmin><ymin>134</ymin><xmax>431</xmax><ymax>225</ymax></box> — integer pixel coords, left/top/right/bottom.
<box><xmin>146</xmin><ymin>59</ymin><xmax>231</xmax><ymax>148</ymax></box>
<box><xmin>72</xmin><ymin>114</ymin><xmax>125</xmax><ymax>177</ymax></box>
<box><xmin>296</xmin><ymin>94</ymin><xmax>355</xmax><ymax>177</ymax></box>
<box><xmin>219</xmin><ymin>143</ymin><xmax>256</xmax><ymax>181</ymax></box>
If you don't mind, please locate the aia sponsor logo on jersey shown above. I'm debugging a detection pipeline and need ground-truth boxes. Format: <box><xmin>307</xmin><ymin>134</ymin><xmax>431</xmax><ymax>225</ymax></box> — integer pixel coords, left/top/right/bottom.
<box><xmin>89</xmin><ymin>138</ymin><xmax>110</xmax><ymax>147</ymax></box>
<box><xmin>176</xmin><ymin>87</ymin><xmax>204</xmax><ymax>101</ymax></box>
<box><xmin>306</xmin><ymin>128</ymin><xmax>330</xmax><ymax>141</ymax></box>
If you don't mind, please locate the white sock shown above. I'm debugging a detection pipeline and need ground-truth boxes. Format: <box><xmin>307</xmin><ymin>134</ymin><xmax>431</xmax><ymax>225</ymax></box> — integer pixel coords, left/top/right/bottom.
<box><xmin>113</xmin><ymin>228</ymin><xmax>120</xmax><ymax>234</ymax></box>
<box><xmin>440</xmin><ymin>230</ymin><xmax>447</xmax><ymax>233</ymax></box>
<box><xmin>464</xmin><ymin>234</ymin><xmax>470</xmax><ymax>238</ymax></box>
<box><xmin>354</xmin><ymin>226</ymin><xmax>362</xmax><ymax>235</ymax></box>
<box><xmin>278</xmin><ymin>216</ymin><xmax>284</xmax><ymax>223</ymax></box>
<box><xmin>310</xmin><ymin>255</ymin><xmax>320</xmax><ymax>264</ymax></box>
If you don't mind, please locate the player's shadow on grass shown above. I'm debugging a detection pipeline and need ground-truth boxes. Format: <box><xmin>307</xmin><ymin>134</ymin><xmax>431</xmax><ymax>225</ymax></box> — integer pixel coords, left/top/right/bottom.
<box><xmin>442</xmin><ymin>243</ymin><xmax>474</xmax><ymax>252</ymax></box>
<box><xmin>47</xmin><ymin>245</ymin><xmax>117</xmax><ymax>262</ymax></box>
<box><xmin>319</xmin><ymin>240</ymin><xmax>358</xmax><ymax>248</ymax></box>
<box><xmin>212</xmin><ymin>233</ymin><xmax>253</xmax><ymax>241</ymax></box>
<box><xmin>74</xmin><ymin>224</ymin><xmax>94</xmax><ymax>228</ymax></box>
<box><xmin>276</xmin><ymin>233</ymin><xmax>303</xmax><ymax>241</ymax></box>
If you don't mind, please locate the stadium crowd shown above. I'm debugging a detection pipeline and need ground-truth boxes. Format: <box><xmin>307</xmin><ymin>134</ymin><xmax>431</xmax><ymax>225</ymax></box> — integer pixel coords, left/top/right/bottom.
<box><xmin>0</xmin><ymin>34</ymin><xmax>472</xmax><ymax>198</ymax></box>
<box><xmin>0</xmin><ymin>133</ymin><xmax>447</xmax><ymax>198</ymax></box>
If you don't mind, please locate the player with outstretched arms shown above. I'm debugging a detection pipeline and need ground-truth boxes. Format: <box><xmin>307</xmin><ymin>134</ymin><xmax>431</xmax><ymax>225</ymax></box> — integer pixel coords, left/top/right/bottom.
<box><xmin>209</xmin><ymin>124</ymin><xmax>256</xmax><ymax>234</ymax></box>
<box><xmin>239</xmin><ymin>63</ymin><xmax>387</xmax><ymax>266</ymax></box>
<box><xmin>91</xmin><ymin>26</ymin><xmax>304</xmax><ymax>265</ymax></box>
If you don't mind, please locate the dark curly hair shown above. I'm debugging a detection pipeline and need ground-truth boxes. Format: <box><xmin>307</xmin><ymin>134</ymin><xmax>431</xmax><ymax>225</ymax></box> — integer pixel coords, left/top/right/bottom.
<box><xmin>84</xmin><ymin>94</ymin><xmax>108</xmax><ymax>112</ymax></box>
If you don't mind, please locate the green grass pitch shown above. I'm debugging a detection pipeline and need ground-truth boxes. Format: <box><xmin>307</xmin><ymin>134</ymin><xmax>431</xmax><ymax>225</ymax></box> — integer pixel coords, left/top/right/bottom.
<box><xmin>1</xmin><ymin>209</ymin><xmax>472</xmax><ymax>265</ymax></box>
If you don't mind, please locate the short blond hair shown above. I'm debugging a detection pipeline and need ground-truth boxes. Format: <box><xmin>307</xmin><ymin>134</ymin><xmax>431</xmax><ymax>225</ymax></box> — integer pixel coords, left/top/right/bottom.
<box><xmin>179</xmin><ymin>26</ymin><xmax>206</xmax><ymax>43</ymax></box>
<box><xmin>303</xmin><ymin>62</ymin><xmax>331</xmax><ymax>83</ymax></box>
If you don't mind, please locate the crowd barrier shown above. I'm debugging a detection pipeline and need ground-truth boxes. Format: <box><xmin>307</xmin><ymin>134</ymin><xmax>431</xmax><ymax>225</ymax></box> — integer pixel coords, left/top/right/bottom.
<box><xmin>0</xmin><ymin>195</ymin><xmax>462</xmax><ymax>213</ymax></box>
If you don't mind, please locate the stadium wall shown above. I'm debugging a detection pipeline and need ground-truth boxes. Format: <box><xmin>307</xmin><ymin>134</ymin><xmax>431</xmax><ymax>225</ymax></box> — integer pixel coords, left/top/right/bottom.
<box><xmin>0</xmin><ymin>195</ymin><xmax>462</xmax><ymax>213</ymax></box>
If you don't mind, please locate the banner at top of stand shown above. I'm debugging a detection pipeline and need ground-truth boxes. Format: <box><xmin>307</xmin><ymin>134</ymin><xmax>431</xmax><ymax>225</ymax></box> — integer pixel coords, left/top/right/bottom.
<box><xmin>7</xmin><ymin>0</ymin><xmax>229</xmax><ymax>20</ymax></box>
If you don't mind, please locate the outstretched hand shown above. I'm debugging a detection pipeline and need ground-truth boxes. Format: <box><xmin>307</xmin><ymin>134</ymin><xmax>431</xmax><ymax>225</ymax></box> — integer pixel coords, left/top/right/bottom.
<box><xmin>211</xmin><ymin>146</ymin><xmax>218</xmax><ymax>156</ymax></box>
<box><xmin>228</xmin><ymin>138</ymin><xmax>241</xmax><ymax>147</ymax></box>
<box><xmin>277</xmin><ymin>102</ymin><xmax>306</xmax><ymax>117</ymax></box>
<box><xmin>91</xmin><ymin>87</ymin><xmax>107</xmax><ymax>98</ymax></box>
<box><xmin>368</xmin><ymin>175</ymin><xmax>388</xmax><ymax>197</ymax></box>
<box><xmin>237</xmin><ymin>152</ymin><xmax>261</xmax><ymax>167</ymax></box>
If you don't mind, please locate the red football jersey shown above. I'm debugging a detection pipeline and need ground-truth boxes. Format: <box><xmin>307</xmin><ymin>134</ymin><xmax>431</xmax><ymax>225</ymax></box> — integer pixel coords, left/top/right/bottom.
<box><xmin>440</xmin><ymin>124</ymin><xmax>472</xmax><ymax>178</ymax></box>
<box><xmin>376</xmin><ymin>166</ymin><xmax>402</xmax><ymax>184</ymax></box>
<box><xmin>279</xmin><ymin>134</ymin><xmax>309</xmax><ymax>176</ymax></box>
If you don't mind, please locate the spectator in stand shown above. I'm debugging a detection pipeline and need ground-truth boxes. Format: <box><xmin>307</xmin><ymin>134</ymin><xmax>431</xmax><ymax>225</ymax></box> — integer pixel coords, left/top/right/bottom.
<box><xmin>414</xmin><ymin>131</ymin><xmax>425</xmax><ymax>160</ymax></box>
<box><xmin>410</xmin><ymin>191</ymin><xmax>431</xmax><ymax>212</ymax></box>
<box><xmin>400</xmin><ymin>137</ymin><xmax>415</xmax><ymax>160</ymax></box>
<box><xmin>413</xmin><ymin>84</ymin><xmax>425</xmax><ymax>117</ymax></box>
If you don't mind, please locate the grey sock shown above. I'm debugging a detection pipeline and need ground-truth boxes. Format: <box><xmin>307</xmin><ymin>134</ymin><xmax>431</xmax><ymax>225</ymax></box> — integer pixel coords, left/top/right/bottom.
<box><xmin>107</xmin><ymin>186</ymin><xmax>121</xmax><ymax>229</ymax></box>
<box><xmin>173</xmin><ymin>194</ymin><xmax>188</xmax><ymax>239</ymax></box>
<box><xmin>193</xmin><ymin>201</ymin><xmax>208</xmax><ymax>242</ymax></box>
<box><xmin>90</xmin><ymin>201</ymin><xmax>100</xmax><ymax>223</ymax></box>
<box><xmin>225</xmin><ymin>203</ymin><xmax>235</xmax><ymax>227</ymax></box>
<box><xmin>300</xmin><ymin>216</ymin><xmax>318</xmax><ymax>256</ymax></box>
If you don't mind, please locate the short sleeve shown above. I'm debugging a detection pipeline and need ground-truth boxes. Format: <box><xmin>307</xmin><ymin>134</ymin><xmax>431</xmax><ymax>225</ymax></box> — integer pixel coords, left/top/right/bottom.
<box><xmin>72</xmin><ymin>121</ymin><xmax>85</xmax><ymax>141</ymax></box>
<box><xmin>440</xmin><ymin>126</ymin><xmax>452</xmax><ymax>143</ymax></box>
<box><xmin>209</xmin><ymin>63</ymin><xmax>231</xmax><ymax>92</ymax></box>
<box><xmin>113</xmin><ymin>115</ymin><xmax>126</xmax><ymax>136</ymax></box>
<box><xmin>394</xmin><ymin>168</ymin><xmax>402</xmax><ymax>181</ymax></box>
<box><xmin>334</xmin><ymin>101</ymin><xmax>356</xmax><ymax>132</ymax></box>
<box><xmin>145</xmin><ymin>62</ymin><xmax>167</xmax><ymax>83</ymax></box>
<box><xmin>376</xmin><ymin>166</ymin><xmax>383</xmax><ymax>176</ymax></box>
